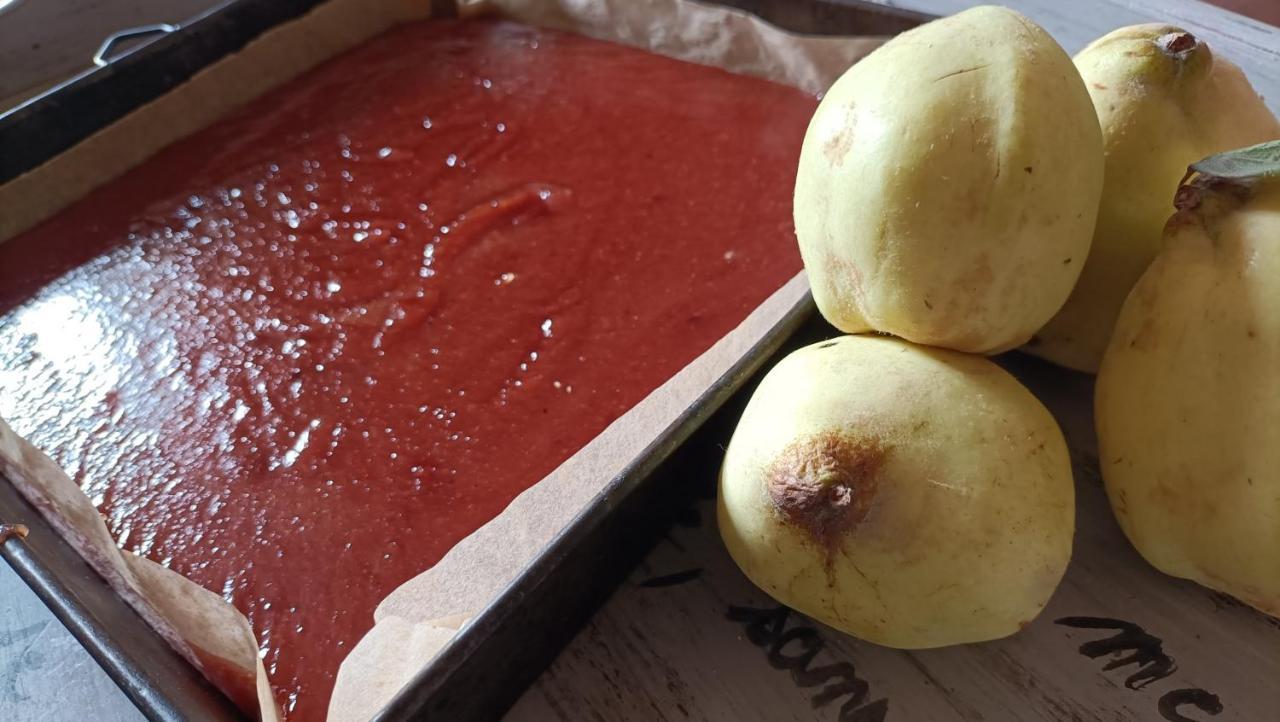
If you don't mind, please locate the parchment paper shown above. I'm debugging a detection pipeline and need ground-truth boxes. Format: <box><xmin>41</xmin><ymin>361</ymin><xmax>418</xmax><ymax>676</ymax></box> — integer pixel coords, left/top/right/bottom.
<box><xmin>0</xmin><ymin>0</ymin><xmax>882</xmax><ymax>719</ymax></box>
<box><xmin>329</xmin><ymin>3</ymin><xmax>882</xmax><ymax>719</ymax></box>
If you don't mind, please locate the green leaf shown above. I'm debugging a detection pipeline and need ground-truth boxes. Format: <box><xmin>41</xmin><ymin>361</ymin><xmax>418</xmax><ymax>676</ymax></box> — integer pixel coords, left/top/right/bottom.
<box><xmin>1188</xmin><ymin>140</ymin><xmax>1280</xmax><ymax>182</ymax></box>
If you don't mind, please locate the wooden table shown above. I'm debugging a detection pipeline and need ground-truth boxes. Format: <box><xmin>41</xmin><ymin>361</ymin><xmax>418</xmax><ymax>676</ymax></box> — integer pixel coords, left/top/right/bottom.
<box><xmin>2</xmin><ymin>1</ymin><xmax>1278</xmax><ymax>721</ymax></box>
<box><xmin>507</xmin><ymin>347</ymin><xmax>1280</xmax><ymax>721</ymax></box>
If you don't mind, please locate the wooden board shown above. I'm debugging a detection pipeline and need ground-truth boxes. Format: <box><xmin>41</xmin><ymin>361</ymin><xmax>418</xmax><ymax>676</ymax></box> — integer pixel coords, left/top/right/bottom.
<box><xmin>508</xmin><ymin>349</ymin><xmax>1280</xmax><ymax>722</ymax></box>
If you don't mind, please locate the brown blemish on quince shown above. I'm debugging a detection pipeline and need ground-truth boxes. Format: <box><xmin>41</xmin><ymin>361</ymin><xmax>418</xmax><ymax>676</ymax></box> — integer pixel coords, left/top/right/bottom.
<box><xmin>766</xmin><ymin>431</ymin><xmax>886</xmax><ymax>571</ymax></box>
<box><xmin>821</xmin><ymin>100</ymin><xmax>857</xmax><ymax>166</ymax></box>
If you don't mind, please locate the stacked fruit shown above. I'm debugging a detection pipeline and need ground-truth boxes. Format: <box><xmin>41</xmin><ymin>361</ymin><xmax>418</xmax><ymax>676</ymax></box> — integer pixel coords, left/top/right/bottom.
<box><xmin>718</xmin><ymin>5</ymin><xmax>1280</xmax><ymax>647</ymax></box>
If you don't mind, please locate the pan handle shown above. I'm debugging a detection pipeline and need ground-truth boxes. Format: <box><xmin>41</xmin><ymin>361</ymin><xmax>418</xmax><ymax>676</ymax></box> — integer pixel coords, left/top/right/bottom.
<box><xmin>0</xmin><ymin>522</ymin><xmax>29</xmax><ymax>543</ymax></box>
<box><xmin>93</xmin><ymin>23</ymin><xmax>179</xmax><ymax>67</ymax></box>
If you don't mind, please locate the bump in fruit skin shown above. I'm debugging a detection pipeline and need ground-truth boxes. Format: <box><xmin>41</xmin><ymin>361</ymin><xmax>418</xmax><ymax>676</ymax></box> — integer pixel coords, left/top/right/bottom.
<box><xmin>1028</xmin><ymin>25</ymin><xmax>1280</xmax><ymax>373</ymax></box>
<box><xmin>718</xmin><ymin>335</ymin><xmax>1075</xmax><ymax>648</ymax></box>
<box><xmin>793</xmin><ymin>6</ymin><xmax>1102</xmax><ymax>355</ymax></box>
<box><xmin>1096</xmin><ymin>166</ymin><xmax>1280</xmax><ymax>618</ymax></box>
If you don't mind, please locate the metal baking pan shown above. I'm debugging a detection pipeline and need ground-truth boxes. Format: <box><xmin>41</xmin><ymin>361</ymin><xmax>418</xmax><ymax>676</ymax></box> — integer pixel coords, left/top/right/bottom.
<box><xmin>0</xmin><ymin>1</ymin><xmax>928</xmax><ymax>719</ymax></box>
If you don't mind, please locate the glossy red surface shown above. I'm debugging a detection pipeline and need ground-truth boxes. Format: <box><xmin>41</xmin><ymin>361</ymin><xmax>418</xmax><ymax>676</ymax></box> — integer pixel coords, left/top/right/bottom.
<box><xmin>0</xmin><ymin>20</ymin><xmax>813</xmax><ymax>719</ymax></box>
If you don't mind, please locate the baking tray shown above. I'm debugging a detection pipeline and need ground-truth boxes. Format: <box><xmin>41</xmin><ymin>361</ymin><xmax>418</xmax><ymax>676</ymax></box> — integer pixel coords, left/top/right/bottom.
<box><xmin>0</xmin><ymin>1</ymin><xmax>929</xmax><ymax>719</ymax></box>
